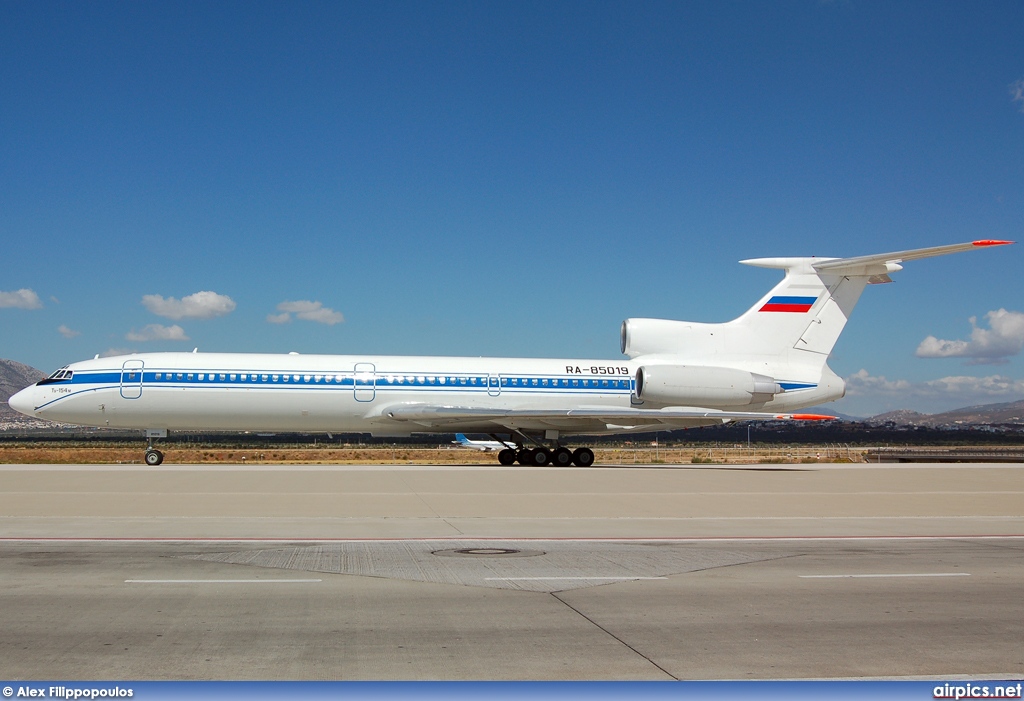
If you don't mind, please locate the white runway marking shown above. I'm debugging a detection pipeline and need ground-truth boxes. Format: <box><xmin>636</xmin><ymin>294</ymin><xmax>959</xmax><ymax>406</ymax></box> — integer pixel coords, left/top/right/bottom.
<box><xmin>5</xmin><ymin>534</ymin><xmax>1023</xmax><ymax>544</ymax></box>
<box><xmin>799</xmin><ymin>573</ymin><xmax>971</xmax><ymax>579</ymax></box>
<box><xmin>124</xmin><ymin>578</ymin><xmax>322</xmax><ymax>583</ymax></box>
<box><xmin>485</xmin><ymin>576</ymin><xmax>667</xmax><ymax>581</ymax></box>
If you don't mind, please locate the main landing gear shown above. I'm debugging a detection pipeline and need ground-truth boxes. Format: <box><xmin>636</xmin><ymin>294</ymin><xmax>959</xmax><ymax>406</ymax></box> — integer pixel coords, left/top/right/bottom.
<box><xmin>497</xmin><ymin>445</ymin><xmax>595</xmax><ymax>467</ymax></box>
<box><xmin>143</xmin><ymin>429</ymin><xmax>167</xmax><ymax>466</ymax></box>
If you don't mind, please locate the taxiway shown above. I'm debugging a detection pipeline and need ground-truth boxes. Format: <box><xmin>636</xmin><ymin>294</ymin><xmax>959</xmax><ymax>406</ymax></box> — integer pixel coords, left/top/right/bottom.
<box><xmin>1</xmin><ymin>462</ymin><xmax>1022</xmax><ymax>680</ymax></box>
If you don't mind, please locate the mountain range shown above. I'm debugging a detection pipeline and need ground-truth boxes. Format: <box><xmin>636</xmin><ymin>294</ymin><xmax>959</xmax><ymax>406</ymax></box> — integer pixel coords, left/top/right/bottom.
<box><xmin>866</xmin><ymin>399</ymin><xmax>1024</xmax><ymax>427</ymax></box>
<box><xmin>0</xmin><ymin>358</ymin><xmax>46</xmax><ymax>417</ymax></box>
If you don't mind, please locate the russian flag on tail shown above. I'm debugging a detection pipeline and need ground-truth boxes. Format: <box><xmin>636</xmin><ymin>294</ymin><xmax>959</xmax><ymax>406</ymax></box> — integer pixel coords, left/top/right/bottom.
<box><xmin>759</xmin><ymin>295</ymin><xmax>817</xmax><ymax>313</ymax></box>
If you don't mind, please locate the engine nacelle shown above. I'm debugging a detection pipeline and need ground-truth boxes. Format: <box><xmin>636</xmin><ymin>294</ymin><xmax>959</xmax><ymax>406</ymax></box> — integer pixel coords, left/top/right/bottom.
<box><xmin>635</xmin><ymin>364</ymin><xmax>780</xmax><ymax>408</ymax></box>
<box><xmin>621</xmin><ymin>318</ymin><xmax>694</xmax><ymax>358</ymax></box>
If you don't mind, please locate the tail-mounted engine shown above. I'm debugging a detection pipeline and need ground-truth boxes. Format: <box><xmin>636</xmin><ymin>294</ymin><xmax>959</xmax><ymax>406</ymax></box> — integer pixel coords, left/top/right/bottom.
<box><xmin>635</xmin><ymin>364</ymin><xmax>780</xmax><ymax>408</ymax></box>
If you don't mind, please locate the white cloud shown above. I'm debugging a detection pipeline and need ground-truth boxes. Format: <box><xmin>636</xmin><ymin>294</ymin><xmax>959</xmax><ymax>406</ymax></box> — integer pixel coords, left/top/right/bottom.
<box><xmin>100</xmin><ymin>348</ymin><xmax>135</xmax><ymax>358</ymax></box>
<box><xmin>0</xmin><ymin>288</ymin><xmax>43</xmax><ymax>309</ymax></box>
<box><xmin>57</xmin><ymin>325</ymin><xmax>81</xmax><ymax>339</ymax></box>
<box><xmin>142</xmin><ymin>291</ymin><xmax>236</xmax><ymax>320</ymax></box>
<box><xmin>844</xmin><ymin>368</ymin><xmax>912</xmax><ymax>394</ymax></box>
<box><xmin>919</xmin><ymin>374</ymin><xmax>1024</xmax><ymax>397</ymax></box>
<box><xmin>126</xmin><ymin>324</ymin><xmax>190</xmax><ymax>342</ymax></box>
<box><xmin>845</xmin><ymin>369</ymin><xmax>1024</xmax><ymax>403</ymax></box>
<box><xmin>915</xmin><ymin>309</ymin><xmax>1024</xmax><ymax>364</ymax></box>
<box><xmin>1011</xmin><ymin>78</ymin><xmax>1024</xmax><ymax>113</ymax></box>
<box><xmin>269</xmin><ymin>300</ymin><xmax>344</xmax><ymax>325</ymax></box>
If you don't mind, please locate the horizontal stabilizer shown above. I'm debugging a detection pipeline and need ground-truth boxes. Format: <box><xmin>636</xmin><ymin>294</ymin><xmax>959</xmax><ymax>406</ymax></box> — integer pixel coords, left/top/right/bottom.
<box><xmin>740</xmin><ymin>240</ymin><xmax>1013</xmax><ymax>276</ymax></box>
<box><xmin>811</xmin><ymin>240</ymin><xmax>1014</xmax><ymax>276</ymax></box>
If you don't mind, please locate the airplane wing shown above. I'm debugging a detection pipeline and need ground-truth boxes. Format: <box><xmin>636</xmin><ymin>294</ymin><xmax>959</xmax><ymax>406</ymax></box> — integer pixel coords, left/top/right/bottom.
<box><xmin>380</xmin><ymin>404</ymin><xmax>834</xmax><ymax>433</ymax></box>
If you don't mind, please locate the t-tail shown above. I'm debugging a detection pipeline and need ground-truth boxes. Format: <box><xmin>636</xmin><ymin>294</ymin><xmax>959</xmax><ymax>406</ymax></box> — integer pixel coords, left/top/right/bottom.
<box><xmin>621</xmin><ymin>240</ymin><xmax>1013</xmax><ymax>411</ymax></box>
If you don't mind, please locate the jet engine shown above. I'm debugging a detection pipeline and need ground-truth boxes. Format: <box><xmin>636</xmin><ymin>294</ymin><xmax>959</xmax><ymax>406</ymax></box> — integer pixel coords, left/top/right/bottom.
<box><xmin>634</xmin><ymin>364</ymin><xmax>780</xmax><ymax>408</ymax></box>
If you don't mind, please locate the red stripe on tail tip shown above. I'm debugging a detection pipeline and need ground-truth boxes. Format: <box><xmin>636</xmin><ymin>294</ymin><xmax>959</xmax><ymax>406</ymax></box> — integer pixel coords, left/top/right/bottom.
<box><xmin>788</xmin><ymin>414</ymin><xmax>837</xmax><ymax>421</ymax></box>
<box><xmin>972</xmin><ymin>240</ymin><xmax>1015</xmax><ymax>246</ymax></box>
<box><xmin>759</xmin><ymin>304</ymin><xmax>813</xmax><ymax>313</ymax></box>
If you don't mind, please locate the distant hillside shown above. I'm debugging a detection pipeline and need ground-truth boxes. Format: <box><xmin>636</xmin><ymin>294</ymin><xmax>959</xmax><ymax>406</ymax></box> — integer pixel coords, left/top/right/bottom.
<box><xmin>867</xmin><ymin>399</ymin><xmax>1024</xmax><ymax>427</ymax></box>
<box><xmin>868</xmin><ymin>409</ymin><xmax>930</xmax><ymax>425</ymax></box>
<box><xmin>925</xmin><ymin>399</ymin><xmax>1024</xmax><ymax>426</ymax></box>
<box><xmin>1</xmin><ymin>359</ymin><xmax>45</xmax><ymax>404</ymax></box>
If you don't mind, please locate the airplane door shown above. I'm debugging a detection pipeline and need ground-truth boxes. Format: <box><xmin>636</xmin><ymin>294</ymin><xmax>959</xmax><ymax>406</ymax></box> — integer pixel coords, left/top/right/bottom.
<box><xmin>354</xmin><ymin>362</ymin><xmax>376</xmax><ymax>402</ymax></box>
<box><xmin>487</xmin><ymin>374</ymin><xmax>501</xmax><ymax>397</ymax></box>
<box><xmin>120</xmin><ymin>359</ymin><xmax>144</xmax><ymax>399</ymax></box>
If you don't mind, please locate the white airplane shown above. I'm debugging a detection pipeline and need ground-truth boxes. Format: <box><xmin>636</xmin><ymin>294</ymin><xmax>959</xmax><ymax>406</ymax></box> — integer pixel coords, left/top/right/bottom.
<box><xmin>452</xmin><ymin>433</ymin><xmax>510</xmax><ymax>451</ymax></box>
<box><xmin>8</xmin><ymin>240</ymin><xmax>1012</xmax><ymax>467</ymax></box>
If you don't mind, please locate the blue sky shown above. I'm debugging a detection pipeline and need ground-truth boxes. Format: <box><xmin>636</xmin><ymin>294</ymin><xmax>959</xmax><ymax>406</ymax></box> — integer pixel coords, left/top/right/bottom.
<box><xmin>1</xmin><ymin>1</ymin><xmax>1021</xmax><ymax>416</ymax></box>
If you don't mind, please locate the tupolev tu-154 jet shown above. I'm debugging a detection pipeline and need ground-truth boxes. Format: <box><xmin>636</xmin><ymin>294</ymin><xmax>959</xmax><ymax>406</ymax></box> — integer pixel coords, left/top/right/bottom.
<box><xmin>9</xmin><ymin>240</ymin><xmax>1013</xmax><ymax>467</ymax></box>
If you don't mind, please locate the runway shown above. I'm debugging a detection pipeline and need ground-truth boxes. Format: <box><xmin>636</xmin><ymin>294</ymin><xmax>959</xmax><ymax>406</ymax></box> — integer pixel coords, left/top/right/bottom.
<box><xmin>1</xmin><ymin>462</ymin><xmax>1023</xmax><ymax>680</ymax></box>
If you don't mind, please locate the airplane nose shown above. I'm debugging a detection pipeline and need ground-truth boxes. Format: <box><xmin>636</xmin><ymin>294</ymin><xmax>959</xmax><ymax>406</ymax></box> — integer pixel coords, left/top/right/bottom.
<box><xmin>8</xmin><ymin>386</ymin><xmax>37</xmax><ymax>417</ymax></box>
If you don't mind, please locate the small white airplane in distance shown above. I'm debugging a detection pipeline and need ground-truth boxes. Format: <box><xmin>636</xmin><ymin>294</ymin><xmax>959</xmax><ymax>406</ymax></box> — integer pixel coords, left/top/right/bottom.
<box><xmin>452</xmin><ymin>433</ymin><xmax>510</xmax><ymax>451</ymax></box>
<box><xmin>9</xmin><ymin>240</ymin><xmax>1013</xmax><ymax>467</ymax></box>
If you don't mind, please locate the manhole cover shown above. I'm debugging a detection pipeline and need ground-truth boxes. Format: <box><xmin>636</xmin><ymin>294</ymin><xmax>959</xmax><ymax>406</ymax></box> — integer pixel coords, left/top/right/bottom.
<box><xmin>432</xmin><ymin>547</ymin><xmax>545</xmax><ymax>558</ymax></box>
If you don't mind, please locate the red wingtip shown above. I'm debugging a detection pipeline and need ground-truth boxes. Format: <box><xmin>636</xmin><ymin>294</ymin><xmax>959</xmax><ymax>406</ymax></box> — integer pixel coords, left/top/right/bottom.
<box><xmin>790</xmin><ymin>413</ymin><xmax>837</xmax><ymax>421</ymax></box>
<box><xmin>972</xmin><ymin>239</ymin><xmax>1015</xmax><ymax>246</ymax></box>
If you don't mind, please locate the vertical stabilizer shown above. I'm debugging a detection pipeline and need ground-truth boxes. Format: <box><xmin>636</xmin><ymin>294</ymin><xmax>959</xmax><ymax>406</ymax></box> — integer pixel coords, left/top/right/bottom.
<box><xmin>733</xmin><ymin>259</ymin><xmax>866</xmax><ymax>360</ymax></box>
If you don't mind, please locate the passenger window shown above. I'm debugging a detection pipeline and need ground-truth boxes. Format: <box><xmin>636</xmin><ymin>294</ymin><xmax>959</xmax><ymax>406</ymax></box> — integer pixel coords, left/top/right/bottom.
<box><xmin>187</xmin><ymin>374</ymin><xmax>194</xmax><ymax>381</ymax></box>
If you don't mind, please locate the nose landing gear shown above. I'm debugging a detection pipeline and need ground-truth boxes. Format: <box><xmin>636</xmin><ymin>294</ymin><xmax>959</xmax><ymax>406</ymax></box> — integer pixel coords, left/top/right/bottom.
<box><xmin>143</xmin><ymin>429</ymin><xmax>167</xmax><ymax>466</ymax></box>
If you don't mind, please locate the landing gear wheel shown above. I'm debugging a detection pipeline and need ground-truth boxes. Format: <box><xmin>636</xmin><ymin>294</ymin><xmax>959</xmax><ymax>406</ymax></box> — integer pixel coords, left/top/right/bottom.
<box><xmin>498</xmin><ymin>448</ymin><xmax>517</xmax><ymax>466</ymax></box>
<box><xmin>551</xmin><ymin>447</ymin><xmax>573</xmax><ymax>466</ymax></box>
<box><xmin>145</xmin><ymin>449</ymin><xmax>164</xmax><ymax>466</ymax></box>
<box><xmin>530</xmin><ymin>448</ymin><xmax>551</xmax><ymax>466</ymax></box>
<box><xmin>571</xmin><ymin>447</ymin><xmax>595</xmax><ymax>467</ymax></box>
<box><xmin>517</xmin><ymin>448</ymin><xmax>535</xmax><ymax>466</ymax></box>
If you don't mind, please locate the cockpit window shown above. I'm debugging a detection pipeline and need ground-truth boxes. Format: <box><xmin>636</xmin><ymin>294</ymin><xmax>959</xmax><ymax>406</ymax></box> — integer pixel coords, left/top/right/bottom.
<box><xmin>38</xmin><ymin>368</ymin><xmax>73</xmax><ymax>385</ymax></box>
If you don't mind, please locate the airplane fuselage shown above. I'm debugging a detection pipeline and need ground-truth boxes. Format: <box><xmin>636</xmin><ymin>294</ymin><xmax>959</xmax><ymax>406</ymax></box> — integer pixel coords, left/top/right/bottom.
<box><xmin>16</xmin><ymin>351</ymin><xmax>834</xmax><ymax>437</ymax></box>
